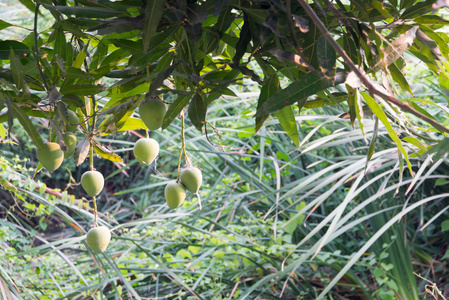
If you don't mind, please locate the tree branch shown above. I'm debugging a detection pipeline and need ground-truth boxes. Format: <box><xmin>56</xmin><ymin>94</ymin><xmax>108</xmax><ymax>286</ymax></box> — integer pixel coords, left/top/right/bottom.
<box><xmin>297</xmin><ymin>0</ymin><xmax>449</xmax><ymax>134</ymax></box>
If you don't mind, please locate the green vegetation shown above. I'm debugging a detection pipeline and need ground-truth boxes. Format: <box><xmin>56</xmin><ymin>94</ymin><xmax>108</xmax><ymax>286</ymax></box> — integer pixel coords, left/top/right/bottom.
<box><xmin>0</xmin><ymin>0</ymin><xmax>448</xmax><ymax>299</ymax></box>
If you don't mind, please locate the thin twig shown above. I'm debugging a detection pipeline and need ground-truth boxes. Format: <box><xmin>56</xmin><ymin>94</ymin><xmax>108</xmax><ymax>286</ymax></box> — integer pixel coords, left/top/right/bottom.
<box><xmin>297</xmin><ymin>0</ymin><xmax>449</xmax><ymax>134</ymax></box>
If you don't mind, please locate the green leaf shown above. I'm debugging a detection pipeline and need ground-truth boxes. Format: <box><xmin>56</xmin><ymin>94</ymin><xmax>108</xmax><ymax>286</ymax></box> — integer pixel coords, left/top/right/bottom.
<box><xmin>435</xmin><ymin>178</ymin><xmax>449</xmax><ymax>186</ymax></box>
<box><xmin>60</xmin><ymin>83</ymin><xmax>101</xmax><ymax>95</ymax></box>
<box><xmin>162</xmin><ymin>95</ymin><xmax>191</xmax><ymax>129</ymax></box>
<box><xmin>283</xmin><ymin>202</ymin><xmax>306</xmax><ymax>234</ymax></box>
<box><xmin>142</xmin><ymin>0</ymin><xmax>166</xmax><ymax>52</ymax></box>
<box><xmin>118</xmin><ymin>117</ymin><xmax>147</xmax><ymax>131</ymax></box>
<box><xmin>316</xmin><ymin>35</ymin><xmax>336</xmax><ymax>81</ymax></box>
<box><xmin>403</xmin><ymin>136</ymin><xmax>426</xmax><ymax>152</ymax></box>
<box><xmin>0</xmin><ymin>123</ymin><xmax>5</xmax><ymax>140</ymax></box>
<box><xmin>53</xmin><ymin>26</ymin><xmax>66</xmax><ymax>61</ymax></box>
<box><xmin>388</xmin><ymin>63</ymin><xmax>413</xmax><ymax>95</ymax></box>
<box><xmin>109</xmin><ymin>39</ymin><xmax>141</xmax><ymax>53</ymax></box>
<box><xmin>10</xmin><ymin>103</ymin><xmax>44</xmax><ymax>149</ymax></box>
<box><xmin>0</xmin><ymin>40</ymin><xmax>29</xmax><ymax>60</ymax></box>
<box><xmin>58</xmin><ymin>19</ymin><xmax>86</xmax><ymax>38</ymax></box>
<box><xmin>427</xmin><ymin>138</ymin><xmax>449</xmax><ymax>159</ymax></box>
<box><xmin>400</xmin><ymin>0</ymin><xmax>433</xmax><ymax>19</ymax></box>
<box><xmin>188</xmin><ymin>93</ymin><xmax>206</xmax><ymax>131</ymax></box>
<box><xmin>93</xmin><ymin>144</ymin><xmax>123</xmax><ymax>163</ymax></box>
<box><xmin>9</xmin><ymin>49</ymin><xmax>27</xmax><ymax>92</ymax></box>
<box><xmin>148</xmin><ymin>62</ymin><xmax>178</xmax><ymax>96</ymax></box>
<box><xmin>72</xmin><ymin>43</ymin><xmax>88</xmax><ymax>69</ymax></box>
<box><xmin>414</xmin><ymin>15</ymin><xmax>449</xmax><ymax>25</ymax></box>
<box><xmin>366</xmin><ymin>117</ymin><xmax>378</xmax><ymax>170</ymax></box>
<box><xmin>73</xmin><ymin>136</ymin><xmax>90</xmax><ymax>166</ymax></box>
<box><xmin>233</xmin><ymin>15</ymin><xmax>251</xmax><ymax>65</ymax></box>
<box><xmin>98</xmin><ymin>99</ymin><xmax>139</xmax><ymax>135</ymax></box>
<box><xmin>0</xmin><ymin>20</ymin><xmax>13</xmax><ymax>31</ymax></box>
<box><xmin>304</xmin><ymin>92</ymin><xmax>347</xmax><ymax>108</ymax></box>
<box><xmin>255</xmin><ymin>75</ymin><xmax>279</xmax><ymax>132</ymax></box>
<box><xmin>361</xmin><ymin>92</ymin><xmax>413</xmax><ymax>175</ymax></box>
<box><xmin>42</xmin><ymin>4</ymin><xmax>122</xmax><ymax>18</ymax></box>
<box><xmin>0</xmin><ymin>179</ymin><xmax>18</xmax><ymax>192</ymax></box>
<box><xmin>442</xmin><ymin>220</ymin><xmax>449</xmax><ymax>232</ymax></box>
<box><xmin>443</xmin><ymin>249</ymin><xmax>449</xmax><ymax>260</ymax></box>
<box><xmin>255</xmin><ymin>71</ymin><xmax>342</xmax><ymax>117</ymax></box>
<box><xmin>61</xmin><ymin>94</ymin><xmax>84</xmax><ymax>107</ymax></box>
<box><xmin>347</xmin><ymin>88</ymin><xmax>357</xmax><ymax>128</ymax></box>
<box><xmin>274</xmin><ymin>106</ymin><xmax>299</xmax><ymax>147</ymax></box>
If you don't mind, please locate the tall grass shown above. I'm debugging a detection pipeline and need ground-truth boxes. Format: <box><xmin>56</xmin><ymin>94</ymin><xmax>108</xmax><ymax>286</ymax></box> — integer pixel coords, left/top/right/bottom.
<box><xmin>1</xmin><ymin>88</ymin><xmax>448</xmax><ymax>299</ymax></box>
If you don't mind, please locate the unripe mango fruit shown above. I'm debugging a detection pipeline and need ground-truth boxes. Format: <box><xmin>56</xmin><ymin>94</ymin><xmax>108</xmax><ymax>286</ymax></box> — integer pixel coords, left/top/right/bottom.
<box><xmin>66</xmin><ymin>110</ymin><xmax>79</xmax><ymax>132</ymax></box>
<box><xmin>133</xmin><ymin>138</ymin><xmax>159</xmax><ymax>165</ymax></box>
<box><xmin>81</xmin><ymin>170</ymin><xmax>104</xmax><ymax>197</ymax></box>
<box><xmin>180</xmin><ymin>167</ymin><xmax>202</xmax><ymax>193</ymax></box>
<box><xmin>86</xmin><ymin>226</ymin><xmax>111</xmax><ymax>253</ymax></box>
<box><xmin>165</xmin><ymin>182</ymin><xmax>186</xmax><ymax>209</ymax></box>
<box><xmin>139</xmin><ymin>97</ymin><xmax>166</xmax><ymax>130</ymax></box>
<box><xmin>61</xmin><ymin>132</ymin><xmax>76</xmax><ymax>159</ymax></box>
<box><xmin>36</xmin><ymin>142</ymin><xmax>64</xmax><ymax>171</ymax></box>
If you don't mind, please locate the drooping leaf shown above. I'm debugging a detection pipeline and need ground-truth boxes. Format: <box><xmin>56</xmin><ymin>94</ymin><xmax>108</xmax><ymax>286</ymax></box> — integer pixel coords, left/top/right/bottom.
<box><xmin>401</xmin><ymin>0</ymin><xmax>433</xmax><ymax>19</ymax></box>
<box><xmin>274</xmin><ymin>106</ymin><xmax>299</xmax><ymax>147</ymax></box>
<box><xmin>232</xmin><ymin>15</ymin><xmax>251</xmax><ymax>65</ymax></box>
<box><xmin>73</xmin><ymin>136</ymin><xmax>90</xmax><ymax>166</ymax></box>
<box><xmin>0</xmin><ymin>40</ymin><xmax>29</xmax><ymax>59</ymax></box>
<box><xmin>42</xmin><ymin>4</ymin><xmax>123</xmax><ymax>18</ymax></box>
<box><xmin>347</xmin><ymin>88</ymin><xmax>357</xmax><ymax>128</ymax></box>
<box><xmin>388</xmin><ymin>63</ymin><xmax>413</xmax><ymax>95</ymax></box>
<box><xmin>93</xmin><ymin>143</ymin><xmax>123</xmax><ymax>163</ymax></box>
<box><xmin>255</xmin><ymin>75</ymin><xmax>280</xmax><ymax>132</ymax></box>
<box><xmin>10</xmin><ymin>103</ymin><xmax>44</xmax><ymax>149</ymax></box>
<box><xmin>148</xmin><ymin>61</ymin><xmax>178</xmax><ymax>96</ymax></box>
<box><xmin>72</xmin><ymin>43</ymin><xmax>88</xmax><ymax>69</ymax></box>
<box><xmin>162</xmin><ymin>95</ymin><xmax>191</xmax><ymax>129</ymax></box>
<box><xmin>316</xmin><ymin>36</ymin><xmax>336</xmax><ymax>81</ymax></box>
<box><xmin>361</xmin><ymin>92</ymin><xmax>413</xmax><ymax>175</ymax></box>
<box><xmin>53</xmin><ymin>26</ymin><xmax>67</xmax><ymax>61</ymax></box>
<box><xmin>427</xmin><ymin>138</ymin><xmax>449</xmax><ymax>159</ymax></box>
<box><xmin>303</xmin><ymin>92</ymin><xmax>347</xmax><ymax>108</ymax></box>
<box><xmin>0</xmin><ymin>123</ymin><xmax>5</xmax><ymax>140</ymax></box>
<box><xmin>118</xmin><ymin>117</ymin><xmax>147</xmax><ymax>131</ymax></box>
<box><xmin>188</xmin><ymin>93</ymin><xmax>206</xmax><ymax>131</ymax></box>
<box><xmin>365</xmin><ymin>116</ymin><xmax>378</xmax><ymax>170</ymax></box>
<box><xmin>60</xmin><ymin>83</ymin><xmax>102</xmax><ymax>95</ymax></box>
<box><xmin>255</xmin><ymin>71</ymin><xmax>344</xmax><ymax>117</ymax></box>
<box><xmin>98</xmin><ymin>98</ymin><xmax>140</xmax><ymax>135</ymax></box>
<box><xmin>61</xmin><ymin>94</ymin><xmax>84</xmax><ymax>107</ymax></box>
<box><xmin>0</xmin><ymin>20</ymin><xmax>13</xmax><ymax>31</ymax></box>
<box><xmin>9</xmin><ymin>49</ymin><xmax>27</xmax><ymax>93</ymax></box>
<box><xmin>88</xmin><ymin>17</ymin><xmax>143</xmax><ymax>35</ymax></box>
<box><xmin>142</xmin><ymin>0</ymin><xmax>166</xmax><ymax>51</ymax></box>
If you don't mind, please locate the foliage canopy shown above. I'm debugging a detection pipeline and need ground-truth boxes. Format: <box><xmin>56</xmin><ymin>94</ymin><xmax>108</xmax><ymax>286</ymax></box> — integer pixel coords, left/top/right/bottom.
<box><xmin>1</xmin><ymin>0</ymin><xmax>448</xmax><ymax>164</ymax></box>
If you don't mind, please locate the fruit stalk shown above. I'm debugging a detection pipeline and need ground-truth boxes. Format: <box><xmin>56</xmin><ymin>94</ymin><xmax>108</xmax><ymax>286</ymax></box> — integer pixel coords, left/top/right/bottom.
<box><xmin>93</xmin><ymin>196</ymin><xmax>98</xmax><ymax>227</ymax></box>
<box><xmin>177</xmin><ymin>111</ymin><xmax>190</xmax><ymax>182</ymax></box>
<box><xmin>89</xmin><ymin>143</ymin><xmax>94</xmax><ymax>171</ymax></box>
<box><xmin>181</xmin><ymin>112</ymin><xmax>191</xmax><ymax>166</ymax></box>
<box><xmin>89</xmin><ymin>142</ymin><xmax>98</xmax><ymax>227</ymax></box>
